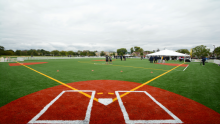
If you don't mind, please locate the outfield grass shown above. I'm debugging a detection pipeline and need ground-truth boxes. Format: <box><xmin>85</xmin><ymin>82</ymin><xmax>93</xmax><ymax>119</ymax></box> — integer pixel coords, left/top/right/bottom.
<box><xmin>0</xmin><ymin>58</ymin><xmax>220</xmax><ymax>113</ymax></box>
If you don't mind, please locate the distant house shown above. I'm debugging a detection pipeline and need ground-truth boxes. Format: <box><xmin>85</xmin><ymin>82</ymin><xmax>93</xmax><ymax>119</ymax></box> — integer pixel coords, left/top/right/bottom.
<box><xmin>132</xmin><ymin>51</ymin><xmax>150</xmax><ymax>56</ymax></box>
<box><xmin>95</xmin><ymin>51</ymin><xmax>117</xmax><ymax>56</ymax></box>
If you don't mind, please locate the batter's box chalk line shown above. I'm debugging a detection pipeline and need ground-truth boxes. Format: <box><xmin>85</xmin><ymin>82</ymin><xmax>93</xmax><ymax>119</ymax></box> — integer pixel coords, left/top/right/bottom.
<box><xmin>115</xmin><ymin>91</ymin><xmax>183</xmax><ymax>124</ymax></box>
<box><xmin>28</xmin><ymin>90</ymin><xmax>95</xmax><ymax>124</ymax></box>
<box><xmin>28</xmin><ymin>90</ymin><xmax>183</xmax><ymax>124</ymax></box>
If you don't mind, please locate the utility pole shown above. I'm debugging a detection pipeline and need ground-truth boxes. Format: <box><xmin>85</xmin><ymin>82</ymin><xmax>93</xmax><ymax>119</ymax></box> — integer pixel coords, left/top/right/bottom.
<box><xmin>213</xmin><ymin>45</ymin><xmax>215</xmax><ymax>57</ymax></box>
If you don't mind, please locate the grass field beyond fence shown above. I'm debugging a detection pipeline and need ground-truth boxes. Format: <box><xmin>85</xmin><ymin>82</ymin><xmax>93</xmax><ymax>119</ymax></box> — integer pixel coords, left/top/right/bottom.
<box><xmin>0</xmin><ymin>58</ymin><xmax>220</xmax><ymax>113</ymax></box>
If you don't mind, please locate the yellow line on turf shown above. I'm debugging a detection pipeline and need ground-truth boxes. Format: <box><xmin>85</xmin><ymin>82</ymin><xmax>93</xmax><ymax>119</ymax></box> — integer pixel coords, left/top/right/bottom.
<box><xmin>108</xmin><ymin>93</ymin><xmax>114</xmax><ymax>95</ymax></box>
<box><xmin>15</xmin><ymin>61</ymin><xmax>99</xmax><ymax>102</ymax></box>
<box><xmin>112</xmin><ymin>62</ymin><xmax>186</xmax><ymax>102</ymax></box>
<box><xmin>97</xmin><ymin>93</ymin><xmax>103</xmax><ymax>94</ymax></box>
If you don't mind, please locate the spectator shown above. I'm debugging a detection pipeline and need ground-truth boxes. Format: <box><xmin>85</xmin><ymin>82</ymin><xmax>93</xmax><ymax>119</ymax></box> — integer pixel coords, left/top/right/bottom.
<box><xmin>154</xmin><ymin>56</ymin><xmax>158</xmax><ymax>63</ymax></box>
<box><xmin>162</xmin><ymin>56</ymin><xmax>166</xmax><ymax>64</ymax></box>
<box><xmin>158</xmin><ymin>56</ymin><xmax>161</xmax><ymax>63</ymax></box>
<box><xmin>202</xmin><ymin>56</ymin><xmax>206</xmax><ymax>66</ymax></box>
<box><xmin>106</xmin><ymin>55</ymin><xmax>109</xmax><ymax>64</ymax></box>
<box><xmin>150</xmin><ymin>56</ymin><xmax>153</xmax><ymax>63</ymax></box>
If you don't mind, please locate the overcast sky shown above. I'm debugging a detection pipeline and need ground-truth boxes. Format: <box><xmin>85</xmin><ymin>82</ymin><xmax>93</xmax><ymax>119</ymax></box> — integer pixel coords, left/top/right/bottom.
<box><xmin>0</xmin><ymin>0</ymin><xmax>220</xmax><ymax>52</ymax></box>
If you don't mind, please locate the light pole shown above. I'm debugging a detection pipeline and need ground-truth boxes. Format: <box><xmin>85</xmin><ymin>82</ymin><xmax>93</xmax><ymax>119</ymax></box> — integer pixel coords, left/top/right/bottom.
<box><xmin>213</xmin><ymin>45</ymin><xmax>215</xmax><ymax>57</ymax></box>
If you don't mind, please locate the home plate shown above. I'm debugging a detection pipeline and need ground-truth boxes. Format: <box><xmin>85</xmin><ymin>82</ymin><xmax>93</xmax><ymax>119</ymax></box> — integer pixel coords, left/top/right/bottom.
<box><xmin>98</xmin><ymin>98</ymin><xmax>113</xmax><ymax>106</ymax></box>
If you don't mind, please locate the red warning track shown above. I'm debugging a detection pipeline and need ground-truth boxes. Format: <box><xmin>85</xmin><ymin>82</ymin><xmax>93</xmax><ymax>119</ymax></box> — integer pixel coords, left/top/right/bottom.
<box><xmin>155</xmin><ymin>63</ymin><xmax>188</xmax><ymax>67</ymax></box>
<box><xmin>8</xmin><ymin>62</ymin><xmax>48</xmax><ymax>66</ymax></box>
<box><xmin>0</xmin><ymin>80</ymin><xmax>220</xmax><ymax>124</ymax></box>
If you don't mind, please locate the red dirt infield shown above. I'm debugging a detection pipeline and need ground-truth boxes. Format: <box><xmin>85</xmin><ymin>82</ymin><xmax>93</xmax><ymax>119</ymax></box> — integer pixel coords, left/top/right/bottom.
<box><xmin>155</xmin><ymin>63</ymin><xmax>188</xmax><ymax>67</ymax></box>
<box><xmin>8</xmin><ymin>62</ymin><xmax>48</xmax><ymax>66</ymax></box>
<box><xmin>0</xmin><ymin>80</ymin><xmax>220</xmax><ymax>124</ymax></box>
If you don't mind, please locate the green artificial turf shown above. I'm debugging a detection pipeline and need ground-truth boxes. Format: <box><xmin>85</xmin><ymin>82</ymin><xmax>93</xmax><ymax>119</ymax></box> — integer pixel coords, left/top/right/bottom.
<box><xmin>0</xmin><ymin>58</ymin><xmax>220</xmax><ymax>113</ymax></box>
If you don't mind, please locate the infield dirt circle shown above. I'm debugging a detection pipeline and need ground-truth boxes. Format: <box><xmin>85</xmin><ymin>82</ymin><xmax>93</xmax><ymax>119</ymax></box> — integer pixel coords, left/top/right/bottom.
<box><xmin>1</xmin><ymin>80</ymin><xmax>220</xmax><ymax>124</ymax></box>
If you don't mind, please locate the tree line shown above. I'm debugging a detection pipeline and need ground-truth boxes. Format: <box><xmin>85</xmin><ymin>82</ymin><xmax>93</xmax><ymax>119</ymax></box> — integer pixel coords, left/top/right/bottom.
<box><xmin>117</xmin><ymin>45</ymin><xmax>220</xmax><ymax>58</ymax></box>
<box><xmin>1</xmin><ymin>45</ymin><xmax>220</xmax><ymax>58</ymax></box>
<box><xmin>0</xmin><ymin>46</ymin><xmax>97</xmax><ymax>56</ymax></box>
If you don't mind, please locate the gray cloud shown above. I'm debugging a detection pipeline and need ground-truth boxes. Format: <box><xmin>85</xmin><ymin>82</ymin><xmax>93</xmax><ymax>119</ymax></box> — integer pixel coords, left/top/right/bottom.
<box><xmin>0</xmin><ymin>0</ymin><xmax>220</xmax><ymax>52</ymax></box>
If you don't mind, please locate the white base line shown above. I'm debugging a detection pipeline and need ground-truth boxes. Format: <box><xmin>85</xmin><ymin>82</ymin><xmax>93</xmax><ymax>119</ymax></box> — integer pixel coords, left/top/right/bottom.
<box><xmin>115</xmin><ymin>91</ymin><xmax>183</xmax><ymax>124</ymax></box>
<box><xmin>183</xmin><ymin>65</ymin><xmax>189</xmax><ymax>71</ymax></box>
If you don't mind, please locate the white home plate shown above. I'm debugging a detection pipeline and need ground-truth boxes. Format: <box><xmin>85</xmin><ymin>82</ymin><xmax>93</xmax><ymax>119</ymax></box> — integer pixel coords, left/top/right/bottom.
<box><xmin>98</xmin><ymin>98</ymin><xmax>113</xmax><ymax>106</ymax></box>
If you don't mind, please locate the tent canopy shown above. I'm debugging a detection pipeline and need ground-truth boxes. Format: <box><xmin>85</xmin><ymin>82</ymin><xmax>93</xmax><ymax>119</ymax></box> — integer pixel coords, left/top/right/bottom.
<box><xmin>124</xmin><ymin>54</ymin><xmax>131</xmax><ymax>56</ymax></box>
<box><xmin>146</xmin><ymin>49</ymin><xmax>190</xmax><ymax>57</ymax></box>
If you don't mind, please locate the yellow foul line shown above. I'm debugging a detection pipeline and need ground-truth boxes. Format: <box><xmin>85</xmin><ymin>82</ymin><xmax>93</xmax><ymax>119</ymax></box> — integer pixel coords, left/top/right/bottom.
<box><xmin>15</xmin><ymin>61</ymin><xmax>99</xmax><ymax>102</ymax></box>
<box><xmin>112</xmin><ymin>63</ymin><xmax>186</xmax><ymax>102</ymax></box>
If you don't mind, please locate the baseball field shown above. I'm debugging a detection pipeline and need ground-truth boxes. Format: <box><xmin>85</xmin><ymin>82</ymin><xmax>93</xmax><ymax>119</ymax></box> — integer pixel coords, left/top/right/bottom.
<box><xmin>0</xmin><ymin>58</ymin><xmax>220</xmax><ymax>123</ymax></box>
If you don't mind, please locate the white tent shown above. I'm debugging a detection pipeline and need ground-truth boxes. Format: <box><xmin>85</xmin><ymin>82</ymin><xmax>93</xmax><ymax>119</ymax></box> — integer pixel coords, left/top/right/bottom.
<box><xmin>146</xmin><ymin>49</ymin><xmax>190</xmax><ymax>62</ymax></box>
<box><xmin>124</xmin><ymin>54</ymin><xmax>131</xmax><ymax>56</ymax></box>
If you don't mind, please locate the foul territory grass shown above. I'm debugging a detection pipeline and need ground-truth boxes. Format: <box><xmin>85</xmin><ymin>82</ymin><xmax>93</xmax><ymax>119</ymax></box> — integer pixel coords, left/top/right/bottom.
<box><xmin>0</xmin><ymin>58</ymin><xmax>220</xmax><ymax>113</ymax></box>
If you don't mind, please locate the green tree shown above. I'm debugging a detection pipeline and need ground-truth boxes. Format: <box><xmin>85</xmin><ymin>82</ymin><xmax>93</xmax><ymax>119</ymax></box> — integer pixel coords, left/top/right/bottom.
<box><xmin>51</xmin><ymin>50</ymin><xmax>60</xmax><ymax>56</ymax></box>
<box><xmin>138</xmin><ymin>48</ymin><xmax>144</xmax><ymax>53</ymax></box>
<box><xmin>88</xmin><ymin>51</ymin><xmax>96</xmax><ymax>56</ymax></box>
<box><xmin>21</xmin><ymin>50</ymin><xmax>28</xmax><ymax>55</ymax></box>
<box><xmin>0</xmin><ymin>46</ymin><xmax>5</xmax><ymax>56</ymax></box>
<box><xmin>60</xmin><ymin>51</ymin><xmax>67</xmax><ymax>56</ymax></box>
<box><xmin>144</xmin><ymin>51</ymin><xmax>152</xmax><ymax>54</ymax></box>
<box><xmin>134</xmin><ymin>46</ymin><xmax>141</xmax><ymax>52</ymax></box>
<box><xmin>117</xmin><ymin>48</ymin><xmax>127</xmax><ymax>55</ymax></box>
<box><xmin>44</xmin><ymin>51</ymin><xmax>50</xmax><ymax>55</ymax></box>
<box><xmin>80</xmin><ymin>51</ymin><xmax>87</xmax><ymax>56</ymax></box>
<box><xmin>5</xmin><ymin>50</ymin><xmax>14</xmax><ymax>55</ymax></box>
<box><xmin>100</xmin><ymin>51</ymin><xmax>105</xmax><ymax>56</ymax></box>
<box><xmin>214</xmin><ymin>46</ymin><xmax>220</xmax><ymax>57</ymax></box>
<box><xmin>27</xmin><ymin>49</ymin><xmax>38</xmax><ymax>56</ymax></box>
<box><xmin>37</xmin><ymin>49</ymin><xmax>47</xmax><ymax>56</ymax></box>
<box><xmin>140</xmin><ymin>52</ymin><xmax>143</xmax><ymax>56</ymax></box>
<box><xmin>176</xmin><ymin>49</ymin><xmax>190</xmax><ymax>54</ymax></box>
<box><xmin>67</xmin><ymin>51</ymin><xmax>74</xmax><ymax>55</ymax></box>
<box><xmin>192</xmin><ymin>45</ymin><xmax>210</xmax><ymax>58</ymax></box>
<box><xmin>130</xmin><ymin>47</ymin><xmax>134</xmax><ymax>54</ymax></box>
<box><xmin>32</xmin><ymin>50</ymin><xmax>38</xmax><ymax>56</ymax></box>
<box><xmin>15</xmin><ymin>50</ymin><xmax>22</xmax><ymax>56</ymax></box>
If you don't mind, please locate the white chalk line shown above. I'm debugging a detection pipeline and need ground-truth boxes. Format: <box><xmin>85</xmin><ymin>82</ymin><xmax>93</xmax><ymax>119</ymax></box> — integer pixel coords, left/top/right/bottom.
<box><xmin>183</xmin><ymin>65</ymin><xmax>189</xmax><ymax>71</ymax></box>
<box><xmin>115</xmin><ymin>91</ymin><xmax>183</xmax><ymax>124</ymax></box>
<box><xmin>29</xmin><ymin>90</ymin><xmax>183</xmax><ymax>124</ymax></box>
<box><xmin>28</xmin><ymin>90</ymin><xmax>95</xmax><ymax>124</ymax></box>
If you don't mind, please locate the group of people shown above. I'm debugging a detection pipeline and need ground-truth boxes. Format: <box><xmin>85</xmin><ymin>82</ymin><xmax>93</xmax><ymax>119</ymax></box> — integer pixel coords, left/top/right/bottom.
<box><xmin>149</xmin><ymin>56</ymin><xmax>167</xmax><ymax>64</ymax></box>
<box><xmin>114</xmin><ymin>55</ymin><xmax>126</xmax><ymax>61</ymax></box>
<box><xmin>106</xmin><ymin>55</ymin><xmax>112</xmax><ymax>64</ymax></box>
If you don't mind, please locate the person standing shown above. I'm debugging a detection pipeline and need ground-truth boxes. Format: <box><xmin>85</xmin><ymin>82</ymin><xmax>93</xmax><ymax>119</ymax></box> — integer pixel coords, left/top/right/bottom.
<box><xmin>158</xmin><ymin>56</ymin><xmax>161</xmax><ymax>63</ymax></box>
<box><xmin>154</xmin><ymin>56</ymin><xmax>158</xmax><ymax>63</ymax></box>
<box><xmin>120</xmin><ymin>55</ymin><xmax>122</xmax><ymax>61</ymax></box>
<box><xmin>162</xmin><ymin>56</ymin><xmax>166</xmax><ymax>64</ymax></box>
<box><xmin>202</xmin><ymin>56</ymin><xmax>206</xmax><ymax>66</ymax></box>
<box><xmin>109</xmin><ymin>56</ymin><xmax>112</xmax><ymax>64</ymax></box>
<box><xmin>150</xmin><ymin>56</ymin><xmax>153</xmax><ymax>63</ymax></box>
<box><xmin>106</xmin><ymin>55</ymin><xmax>109</xmax><ymax>64</ymax></box>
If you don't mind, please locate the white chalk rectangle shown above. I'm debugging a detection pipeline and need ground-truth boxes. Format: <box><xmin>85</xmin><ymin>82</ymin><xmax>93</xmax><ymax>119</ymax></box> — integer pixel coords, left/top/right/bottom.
<box><xmin>115</xmin><ymin>91</ymin><xmax>183</xmax><ymax>124</ymax></box>
<box><xmin>28</xmin><ymin>90</ymin><xmax>95</xmax><ymax>124</ymax></box>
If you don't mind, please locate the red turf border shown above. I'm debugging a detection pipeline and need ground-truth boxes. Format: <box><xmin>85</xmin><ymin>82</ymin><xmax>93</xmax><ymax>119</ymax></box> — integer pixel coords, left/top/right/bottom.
<box><xmin>8</xmin><ymin>62</ymin><xmax>48</xmax><ymax>66</ymax></box>
<box><xmin>0</xmin><ymin>80</ymin><xmax>219</xmax><ymax>124</ymax></box>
